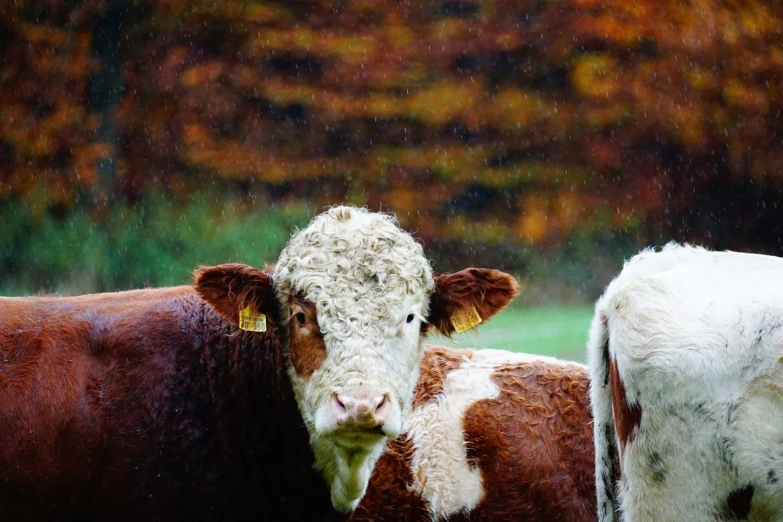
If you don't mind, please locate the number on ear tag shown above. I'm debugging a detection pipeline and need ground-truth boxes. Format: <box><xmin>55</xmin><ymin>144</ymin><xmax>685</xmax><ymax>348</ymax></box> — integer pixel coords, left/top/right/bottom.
<box><xmin>239</xmin><ymin>305</ymin><xmax>267</xmax><ymax>332</ymax></box>
<box><xmin>450</xmin><ymin>307</ymin><xmax>482</xmax><ymax>333</ymax></box>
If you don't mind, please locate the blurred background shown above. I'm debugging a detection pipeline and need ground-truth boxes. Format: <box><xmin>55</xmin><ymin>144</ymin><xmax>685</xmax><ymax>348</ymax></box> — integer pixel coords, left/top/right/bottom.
<box><xmin>2</xmin><ymin>0</ymin><xmax>782</xmax><ymax>360</ymax></box>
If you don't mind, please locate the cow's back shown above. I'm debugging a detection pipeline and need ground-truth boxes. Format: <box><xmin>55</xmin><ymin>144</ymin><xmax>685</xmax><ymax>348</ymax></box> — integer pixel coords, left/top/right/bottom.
<box><xmin>590</xmin><ymin>244</ymin><xmax>783</xmax><ymax>521</ymax></box>
<box><xmin>353</xmin><ymin>345</ymin><xmax>595</xmax><ymax>521</ymax></box>
<box><xmin>0</xmin><ymin>288</ymin><xmax>200</xmax><ymax>446</ymax></box>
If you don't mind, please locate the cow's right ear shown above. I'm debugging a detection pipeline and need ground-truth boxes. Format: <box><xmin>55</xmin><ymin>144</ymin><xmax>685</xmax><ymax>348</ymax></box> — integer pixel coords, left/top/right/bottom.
<box><xmin>193</xmin><ymin>263</ymin><xmax>276</xmax><ymax>325</ymax></box>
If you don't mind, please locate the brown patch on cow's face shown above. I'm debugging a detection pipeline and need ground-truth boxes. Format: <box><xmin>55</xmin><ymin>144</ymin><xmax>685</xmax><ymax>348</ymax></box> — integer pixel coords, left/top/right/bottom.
<box><xmin>609</xmin><ymin>357</ymin><xmax>642</xmax><ymax>453</ymax></box>
<box><xmin>459</xmin><ymin>361</ymin><xmax>597</xmax><ymax>521</ymax></box>
<box><xmin>426</xmin><ymin>268</ymin><xmax>520</xmax><ymax>337</ymax></box>
<box><xmin>349</xmin><ymin>436</ymin><xmax>429</xmax><ymax>521</ymax></box>
<box><xmin>288</xmin><ymin>294</ymin><xmax>327</xmax><ymax>379</ymax></box>
<box><xmin>411</xmin><ymin>345</ymin><xmax>472</xmax><ymax>410</ymax></box>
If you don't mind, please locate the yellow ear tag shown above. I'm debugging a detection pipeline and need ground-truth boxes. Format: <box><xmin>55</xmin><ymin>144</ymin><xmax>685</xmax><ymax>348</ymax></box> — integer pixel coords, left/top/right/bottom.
<box><xmin>450</xmin><ymin>307</ymin><xmax>482</xmax><ymax>333</ymax></box>
<box><xmin>239</xmin><ymin>305</ymin><xmax>267</xmax><ymax>332</ymax></box>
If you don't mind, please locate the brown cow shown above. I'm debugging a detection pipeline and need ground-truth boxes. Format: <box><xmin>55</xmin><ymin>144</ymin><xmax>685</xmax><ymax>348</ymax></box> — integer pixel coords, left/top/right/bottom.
<box><xmin>0</xmin><ymin>206</ymin><xmax>518</xmax><ymax>520</ymax></box>
<box><xmin>353</xmin><ymin>345</ymin><xmax>596</xmax><ymax>522</ymax></box>
<box><xmin>0</xmin><ymin>285</ymin><xmax>334</xmax><ymax>521</ymax></box>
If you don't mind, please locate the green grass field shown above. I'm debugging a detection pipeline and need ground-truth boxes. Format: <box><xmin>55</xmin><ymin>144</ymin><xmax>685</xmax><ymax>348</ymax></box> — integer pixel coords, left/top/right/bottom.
<box><xmin>431</xmin><ymin>305</ymin><xmax>595</xmax><ymax>363</ymax></box>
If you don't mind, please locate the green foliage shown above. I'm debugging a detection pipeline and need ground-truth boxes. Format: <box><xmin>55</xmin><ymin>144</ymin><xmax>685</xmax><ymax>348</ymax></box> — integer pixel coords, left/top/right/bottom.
<box><xmin>0</xmin><ymin>194</ymin><xmax>312</xmax><ymax>295</ymax></box>
<box><xmin>520</xmin><ymin>229</ymin><xmax>641</xmax><ymax>306</ymax></box>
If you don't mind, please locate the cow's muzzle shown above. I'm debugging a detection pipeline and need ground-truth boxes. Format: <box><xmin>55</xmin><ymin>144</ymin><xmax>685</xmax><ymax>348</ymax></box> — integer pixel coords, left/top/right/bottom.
<box><xmin>329</xmin><ymin>393</ymin><xmax>392</xmax><ymax>432</ymax></box>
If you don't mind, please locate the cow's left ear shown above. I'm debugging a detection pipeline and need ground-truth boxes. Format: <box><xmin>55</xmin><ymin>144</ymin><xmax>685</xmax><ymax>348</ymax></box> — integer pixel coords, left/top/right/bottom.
<box><xmin>426</xmin><ymin>268</ymin><xmax>520</xmax><ymax>337</ymax></box>
<box><xmin>193</xmin><ymin>263</ymin><xmax>277</xmax><ymax>326</ymax></box>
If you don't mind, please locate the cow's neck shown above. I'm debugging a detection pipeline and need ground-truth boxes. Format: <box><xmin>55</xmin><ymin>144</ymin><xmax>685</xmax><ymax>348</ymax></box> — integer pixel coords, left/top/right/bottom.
<box><xmin>198</xmin><ymin>303</ymin><xmax>344</xmax><ymax>521</ymax></box>
<box><xmin>311</xmin><ymin>435</ymin><xmax>387</xmax><ymax>512</ymax></box>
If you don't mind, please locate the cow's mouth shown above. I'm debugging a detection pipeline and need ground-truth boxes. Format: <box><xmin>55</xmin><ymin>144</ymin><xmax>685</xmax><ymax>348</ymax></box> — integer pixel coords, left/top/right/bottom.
<box><xmin>329</xmin><ymin>426</ymin><xmax>389</xmax><ymax>449</ymax></box>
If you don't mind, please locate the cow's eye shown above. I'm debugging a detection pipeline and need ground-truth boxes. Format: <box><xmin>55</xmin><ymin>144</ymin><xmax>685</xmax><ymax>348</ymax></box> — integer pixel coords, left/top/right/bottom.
<box><xmin>406</xmin><ymin>314</ymin><xmax>415</xmax><ymax>324</ymax></box>
<box><xmin>295</xmin><ymin>312</ymin><xmax>307</xmax><ymax>325</ymax></box>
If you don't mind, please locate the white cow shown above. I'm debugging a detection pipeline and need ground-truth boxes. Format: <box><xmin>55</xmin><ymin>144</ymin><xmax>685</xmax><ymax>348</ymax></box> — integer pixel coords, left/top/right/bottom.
<box><xmin>268</xmin><ymin>206</ymin><xmax>519</xmax><ymax>511</ymax></box>
<box><xmin>589</xmin><ymin>243</ymin><xmax>783</xmax><ymax>522</ymax></box>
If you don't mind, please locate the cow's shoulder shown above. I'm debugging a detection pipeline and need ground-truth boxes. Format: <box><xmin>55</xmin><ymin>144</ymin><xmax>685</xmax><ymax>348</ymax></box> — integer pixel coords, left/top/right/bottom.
<box><xmin>412</xmin><ymin>345</ymin><xmax>474</xmax><ymax>409</ymax></box>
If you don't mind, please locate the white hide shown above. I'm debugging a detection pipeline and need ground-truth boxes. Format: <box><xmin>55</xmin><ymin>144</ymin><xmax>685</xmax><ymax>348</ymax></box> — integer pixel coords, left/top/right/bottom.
<box><xmin>406</xmin><ymin>349</ymin><xmax>586</xmax><ymax>520</ymax></box>
<box><xmin>589</xmin><ymin>243</ymin><xmax>783</xmax><ymax>522</ymax></box>
<box><xmin>273</xmin><ymin>206</ymin><xmax>434</xmax><ymax>512</ymax></box>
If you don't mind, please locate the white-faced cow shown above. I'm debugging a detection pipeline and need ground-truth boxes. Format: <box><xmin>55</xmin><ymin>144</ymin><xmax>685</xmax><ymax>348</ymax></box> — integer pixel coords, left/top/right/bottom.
<box><xmin>0</xmin><ymin>206</ymin><xmax>518</xmax><ymax>521</ymax></box>
<box><xmin>352</xmin><ymin>345</ymin><xmax>597</xmax><ymax>522</ymax></box>
<box><xmin>589</xmin><ymin>243</ymin><xmax>783</xmax><ymax>522</ymax></box>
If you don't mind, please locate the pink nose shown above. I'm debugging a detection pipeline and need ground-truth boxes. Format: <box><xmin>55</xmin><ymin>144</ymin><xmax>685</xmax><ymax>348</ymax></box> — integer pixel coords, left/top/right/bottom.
<box><xmin>330</xmin><ymin>394</ymin><xmax>392</xmax><ymax>429</ymax></box>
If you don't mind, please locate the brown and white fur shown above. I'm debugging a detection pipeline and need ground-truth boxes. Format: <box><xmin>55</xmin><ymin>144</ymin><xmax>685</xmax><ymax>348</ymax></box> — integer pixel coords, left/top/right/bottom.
<box><xmin>266</xmin><ymin>206</ymin><xmax>519</xmax><ymax>511</ymax></box>
<box><xmin>352</xmin><ymin>344</ymin><xmax>596</xmax><ymax>522</ymax></box>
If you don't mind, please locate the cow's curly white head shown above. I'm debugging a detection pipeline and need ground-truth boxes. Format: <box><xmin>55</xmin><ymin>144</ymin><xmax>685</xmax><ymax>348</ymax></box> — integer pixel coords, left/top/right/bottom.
<box><xmin>193</xmin><ymin>206</ymin><xmax>519</xmax><ymax>513</ymax></box>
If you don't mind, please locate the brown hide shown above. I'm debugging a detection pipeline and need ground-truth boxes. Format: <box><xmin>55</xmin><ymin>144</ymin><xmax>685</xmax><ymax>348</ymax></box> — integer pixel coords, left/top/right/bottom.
<box><xmin>426</xmin><ymin>268</ymin><xmax>521</xmax><ymax>337</ymax></box>
<box><xmin>287</xmin><ymin>294</ymin><xmax>328</xmax><ymax>379</ymax></box>
<box><xmin>353</xmin><ymin>346</ymin><xmax>596</xmax><ymax>522</ymax></box>
<box><xmin>411</xmin><ymin>344</ymin><xmax>472</xmax><ymax>409</ymax></box>
<box><xmin>608</xmin><ymin>357</ymin><xmax>643</xmax><ymax>454</ymax></box>
<box><xmin>0</xmin><ymin>288</ymin><xmax>341</xmax><ymax>522</ymax></box>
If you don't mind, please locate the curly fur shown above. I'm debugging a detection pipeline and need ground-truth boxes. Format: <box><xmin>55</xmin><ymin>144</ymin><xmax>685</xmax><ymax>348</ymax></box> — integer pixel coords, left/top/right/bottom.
<box><xmin>274</xmin><ymin>206</ymin><xmax>434</xmax><ymax>340</ymax></box>
<box><xmin>273</xmin><ymin>206</ymin><xmax>435</xmax><ymax>512</ymax></box>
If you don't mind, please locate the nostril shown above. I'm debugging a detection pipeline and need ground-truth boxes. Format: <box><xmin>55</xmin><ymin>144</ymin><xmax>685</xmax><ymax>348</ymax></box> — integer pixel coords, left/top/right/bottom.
<box><xmin>332</xmin><ymin>394</ymin><xmax>348</xmax><ymax>414</ymax></box>
<box><xmin>331</xmin><ymin>393</ymin><xmax>393</xmax><ymax>428</ymax></box>
<box><xmin>374</xmin><ymin>394</ymin><xmax>392</xmax><ymax>420</ymax></box>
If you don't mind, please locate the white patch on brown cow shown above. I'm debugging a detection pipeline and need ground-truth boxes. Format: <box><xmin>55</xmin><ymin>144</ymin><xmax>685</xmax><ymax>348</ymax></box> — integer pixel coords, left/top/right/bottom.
<box><xmin>405</xmin><ymin>349</ymin><xmax>580</xmax><ymax>519</ymax></box>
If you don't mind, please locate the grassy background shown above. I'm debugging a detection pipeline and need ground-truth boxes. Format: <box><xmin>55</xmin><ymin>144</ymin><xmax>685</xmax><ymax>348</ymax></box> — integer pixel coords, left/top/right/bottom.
<box><xmin>431</xmin><ymin>305</ymin><xmax>594</xmax><ymax>363</ymax></box>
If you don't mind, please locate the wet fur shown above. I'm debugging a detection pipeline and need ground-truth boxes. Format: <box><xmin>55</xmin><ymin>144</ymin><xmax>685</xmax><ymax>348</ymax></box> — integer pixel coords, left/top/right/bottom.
<box><xmin>0</xmin><ymin>287</ymin><xmax>339</xmax><ymax>522</ymax></box>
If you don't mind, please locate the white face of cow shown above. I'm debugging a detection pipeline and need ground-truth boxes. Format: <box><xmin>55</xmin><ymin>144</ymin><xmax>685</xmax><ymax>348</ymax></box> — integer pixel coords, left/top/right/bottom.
<box><xmin>273</xmin><ymin>207</ymin><xmax>432</xmax><ymax>511</ymax></box>
<box><xmin>192</xmin><ymin>205</ymin><xmax>520</xmax><ymax>514</ymax></box>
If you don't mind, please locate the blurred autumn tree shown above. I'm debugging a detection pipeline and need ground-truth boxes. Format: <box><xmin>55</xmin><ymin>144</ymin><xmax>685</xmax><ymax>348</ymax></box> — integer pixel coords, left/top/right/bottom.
<box><xmin>1</xmin><ymin>0</ymin><xmax>783</xmax><ymax>297</ymax></box>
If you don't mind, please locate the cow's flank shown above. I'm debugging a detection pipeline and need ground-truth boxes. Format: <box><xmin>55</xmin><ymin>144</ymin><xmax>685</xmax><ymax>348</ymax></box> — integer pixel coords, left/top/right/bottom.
<box><xmin>462</xmin><ymin>358</ymin><xmax>595</xmax><ymax>521</ymax></box>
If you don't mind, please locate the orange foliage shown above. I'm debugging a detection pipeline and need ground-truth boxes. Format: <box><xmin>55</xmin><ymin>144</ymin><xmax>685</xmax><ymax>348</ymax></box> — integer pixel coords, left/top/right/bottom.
<box><xmin>3</xmin><ymin>0</ymin><xmax>783</xmax><ymax>249</ymax></box>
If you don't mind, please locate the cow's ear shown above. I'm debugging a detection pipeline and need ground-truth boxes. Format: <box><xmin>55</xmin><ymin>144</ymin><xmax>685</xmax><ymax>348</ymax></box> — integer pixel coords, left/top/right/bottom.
<box><xmin>193</xmin><ymin>263</ymin><xmax>276</xmax><ymax>325</ymax></box>
<box><xmin>427</xmin><ymin>268</ymin><xmax>520</xmax><ymax>337</ymax></box>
